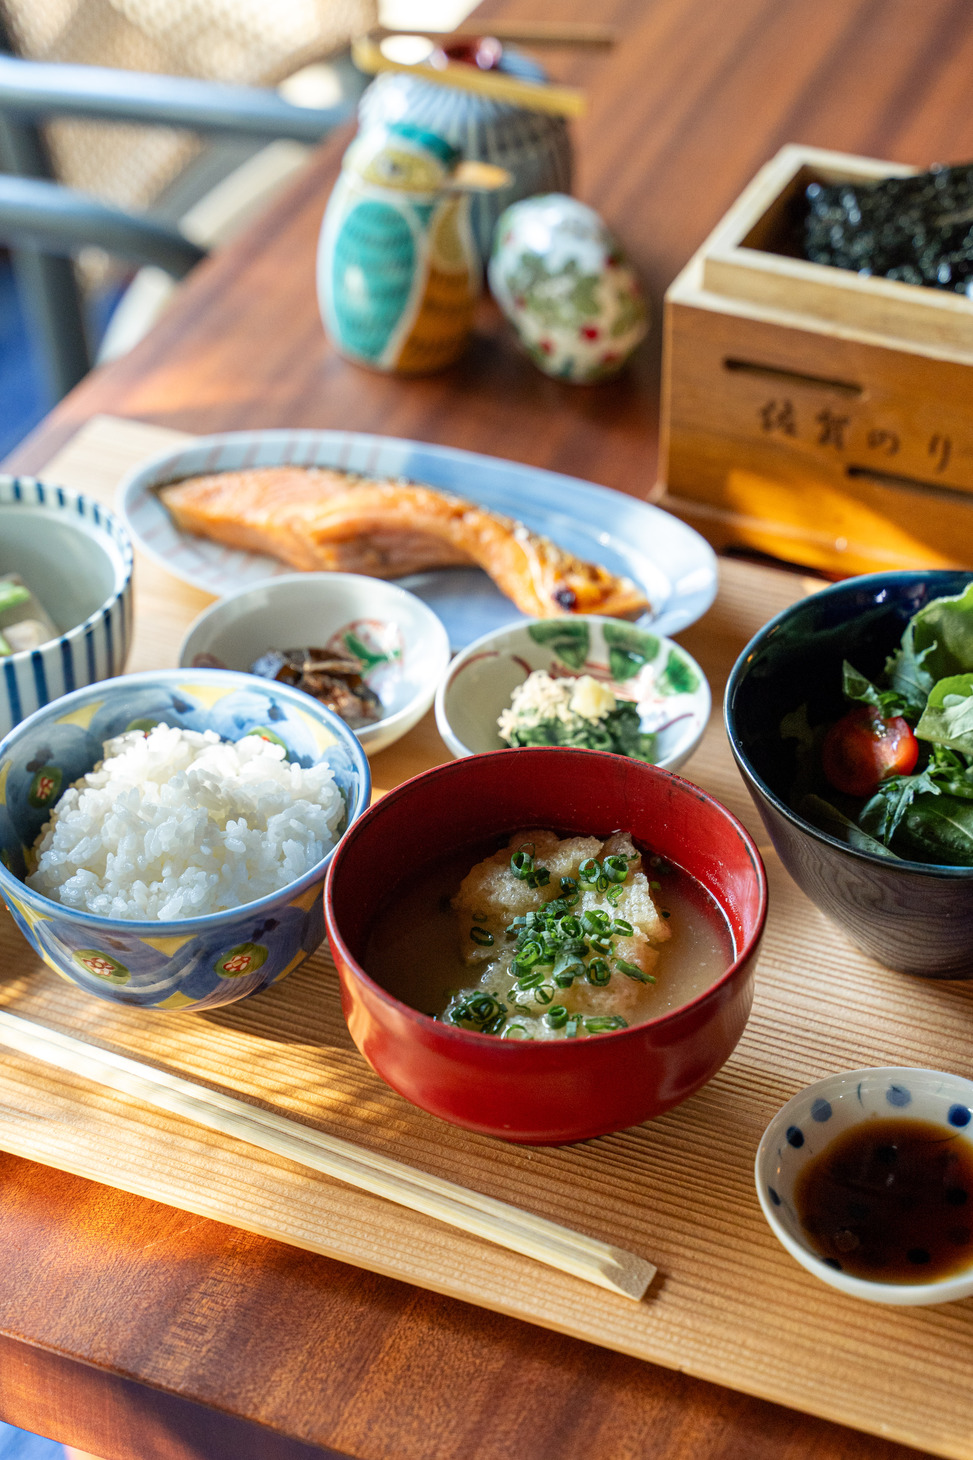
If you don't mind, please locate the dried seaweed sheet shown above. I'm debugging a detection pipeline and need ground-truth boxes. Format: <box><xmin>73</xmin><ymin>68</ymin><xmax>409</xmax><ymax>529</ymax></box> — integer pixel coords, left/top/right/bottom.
<box><xmin>803</xmin><ymin>163</ymin><xmax>973</xmax><ymax>293</ymax></box>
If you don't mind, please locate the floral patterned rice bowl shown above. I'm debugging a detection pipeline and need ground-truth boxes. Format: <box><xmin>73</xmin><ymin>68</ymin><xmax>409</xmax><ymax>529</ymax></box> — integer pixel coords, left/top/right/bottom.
<box><xmin>0</xmin><ymin>669</ymin><xmax>370</xmax><ymax>1011</ymax></box>
<box><xmin>434</xmin><ymin>615</ymin><xmax>710</xmax><ymax>768</ymax></box>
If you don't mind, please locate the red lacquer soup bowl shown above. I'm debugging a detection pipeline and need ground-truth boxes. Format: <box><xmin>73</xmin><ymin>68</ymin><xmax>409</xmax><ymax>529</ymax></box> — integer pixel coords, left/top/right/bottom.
<box><xmin>324</xmin><ymin>748</ymin><xmax>767</xmax><ymax>1145</ymax></box>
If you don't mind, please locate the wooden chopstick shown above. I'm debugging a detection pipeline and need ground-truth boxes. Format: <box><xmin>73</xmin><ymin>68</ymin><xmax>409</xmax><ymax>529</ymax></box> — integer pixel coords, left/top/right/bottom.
<box><xmin>351</xmin><ymin>35</ymin><xmax>587</xmax><ymax>118</ymax></box>
<box><xmin>372</xmin><ymin>23</ymin><xmax>616</xmax><ymax>48</ymax></box>
<box><xmin>0</xmin><ymin>1009</ymin><xmax>655</xmax><ymax>1300</ymax></box>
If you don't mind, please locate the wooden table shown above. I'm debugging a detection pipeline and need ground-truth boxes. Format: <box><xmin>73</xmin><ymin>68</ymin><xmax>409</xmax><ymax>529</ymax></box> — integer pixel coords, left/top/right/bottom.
<box><xmin>3</xmin><ymin>1</ymin><xmax>972</xmax><ymax>1456</ymax></box>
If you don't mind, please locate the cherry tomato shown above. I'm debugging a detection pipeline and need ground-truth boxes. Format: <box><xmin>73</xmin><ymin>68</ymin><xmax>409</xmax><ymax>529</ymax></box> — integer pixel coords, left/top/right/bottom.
<box><xmin>820</xmin><ymin>704</ymin><xmax>919</xmax><ymax>798</ymax></box>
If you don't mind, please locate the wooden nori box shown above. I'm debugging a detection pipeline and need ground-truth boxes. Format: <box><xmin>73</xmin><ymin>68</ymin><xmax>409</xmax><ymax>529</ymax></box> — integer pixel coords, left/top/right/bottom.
<box><xmin>659</xmin><ymin>144</ymin><xmax>973</xmax><ymax>574</ymax></box>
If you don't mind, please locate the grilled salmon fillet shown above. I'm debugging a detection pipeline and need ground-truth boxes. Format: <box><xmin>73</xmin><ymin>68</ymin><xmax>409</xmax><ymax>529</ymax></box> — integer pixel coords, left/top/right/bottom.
<box><xmin>158</xmin><ymin>466</ymin><xmax>651</xmax><ymax>619</ymax></box>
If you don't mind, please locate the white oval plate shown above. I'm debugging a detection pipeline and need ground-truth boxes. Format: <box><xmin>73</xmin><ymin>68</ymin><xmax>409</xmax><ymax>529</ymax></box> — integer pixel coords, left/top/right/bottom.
<box><xmin>117</xmin><ymin>429</ymin><xmax>718</xmax><ymax>650</ymax></box>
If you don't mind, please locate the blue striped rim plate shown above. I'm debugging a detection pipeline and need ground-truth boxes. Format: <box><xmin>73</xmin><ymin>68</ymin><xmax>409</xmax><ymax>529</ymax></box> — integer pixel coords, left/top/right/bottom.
<box><xmin>115</xmin><ymin>429</ymin><xmax>717</xmax><ymax>650</ymax></box>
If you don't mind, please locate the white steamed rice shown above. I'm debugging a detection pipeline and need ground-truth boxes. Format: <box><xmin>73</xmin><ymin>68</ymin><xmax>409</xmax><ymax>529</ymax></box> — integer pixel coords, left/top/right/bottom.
<box><xmin>27</xmin><ymin>724</ymin><xmax>345</xmax><ymax>921</ymax></box>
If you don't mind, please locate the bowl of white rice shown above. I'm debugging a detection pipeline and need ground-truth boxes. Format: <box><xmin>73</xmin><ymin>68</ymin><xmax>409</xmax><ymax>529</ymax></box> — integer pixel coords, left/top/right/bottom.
<box><xmin>0</xmin><ymin>669</ymin><xmax>370</xmax><ymax>1010</ymax></box>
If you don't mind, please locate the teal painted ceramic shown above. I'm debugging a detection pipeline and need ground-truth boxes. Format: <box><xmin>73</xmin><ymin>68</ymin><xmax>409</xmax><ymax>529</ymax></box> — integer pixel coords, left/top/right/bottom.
<box><xmin>357</xmin><ymin>48</ymin><xmax>571</xmax><ymax>262</ymax></box>
<box><xmin>0</xmin><ymin>670</ymin><xmax>370</xmax><ymax>1011</ymax></box>
<box><xmin>317</xmin><ymin>122</ymin><xmax>479</xmax><ymax>374</ymax></box>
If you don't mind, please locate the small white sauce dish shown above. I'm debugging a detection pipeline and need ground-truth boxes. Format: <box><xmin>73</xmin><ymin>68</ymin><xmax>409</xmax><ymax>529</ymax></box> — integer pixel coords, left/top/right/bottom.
<box><xmin>434</xmin><ymin>615</ymin><xmax>710</xmax><ymax>769</ymax></box>
<box><xmin>0</xmin><ymin>476</ymin><xmax>133</xmax><ymax>739</ymax></box>
<box><xmin>756</xmin><ymin>1066</ymin><xmax>973</xmax><ymax>1306</ymax></box>
<box><xmin>178</xmin><ymin>572</ymin><xmax>450</xmax><ymax>757</ymax></box>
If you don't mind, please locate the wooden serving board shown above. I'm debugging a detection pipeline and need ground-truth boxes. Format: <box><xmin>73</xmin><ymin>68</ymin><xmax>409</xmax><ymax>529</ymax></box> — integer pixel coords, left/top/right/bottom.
<box><xmin>4</xmin><ymin>416</ymin><xmax>973</xmax><ymax>1459</ymax></box>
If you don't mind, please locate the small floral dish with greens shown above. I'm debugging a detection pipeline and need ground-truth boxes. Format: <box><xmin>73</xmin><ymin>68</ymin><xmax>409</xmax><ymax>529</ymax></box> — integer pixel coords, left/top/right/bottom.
<box><xmin>434</xmin><ymin>616</ymin><xmax>710</xmax><ymax>769</ymax></box>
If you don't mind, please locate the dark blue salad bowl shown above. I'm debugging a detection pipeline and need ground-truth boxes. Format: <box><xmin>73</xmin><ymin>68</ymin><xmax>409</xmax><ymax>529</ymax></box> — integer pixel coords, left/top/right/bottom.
<box><xmin>725</xmin><ymin>570</ymin><xmax>973</xmax><ymax>978</ymax></box>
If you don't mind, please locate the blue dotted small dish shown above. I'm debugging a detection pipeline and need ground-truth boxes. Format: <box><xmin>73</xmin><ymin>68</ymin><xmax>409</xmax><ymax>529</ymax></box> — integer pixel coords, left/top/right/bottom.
<box><xmin>756</xmin><ymin>1067</ymin><xmax>973</xmax><ymax>1306</ymax></box>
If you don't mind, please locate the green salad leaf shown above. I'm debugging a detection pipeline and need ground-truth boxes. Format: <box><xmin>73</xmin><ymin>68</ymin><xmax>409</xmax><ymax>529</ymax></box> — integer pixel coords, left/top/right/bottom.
<box><xmin>859</xmin><ymin>768</ymin><xmax>942</xmax><ymax>844</ymax></box>
<box><xmin>841</xmin><ymin>660</ymin><xmax>913</xmax><ymax>719</ymax></box>
<box><xmin>796</xmin><ymin>793</ymin><xmax>902</xmax><ymax>859</ymax></box>
<box><xmin>915</xmin><ymin>673</ymin><xmax>973</xmax><ymax>755</ymax></box>
<box><xmin>883</xmin><ymin>619</ymin><xmax>935</xmax><ymax>718</ymax></box>
<box><xmin>907</xmin><ymin>582</ymin><xmax>973</xmax><ymax>682</ymax></box>
<box><xmin>889</xmin><ymin>793</ymin><xmax>973</xmax><ymax>867</ymax></box>
<box><xmin>783</xmin><ymin>581</ymin><xmax>973</xmax><ymax>865</ymax></box>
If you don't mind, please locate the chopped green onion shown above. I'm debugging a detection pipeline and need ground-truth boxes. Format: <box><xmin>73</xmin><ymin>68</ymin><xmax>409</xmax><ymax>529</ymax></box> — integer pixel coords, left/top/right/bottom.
<box><xmin>445</xmin><ymin>992</ymin><xmax>507</xmax><ymax>1034</ymax></box>
<box><xmin>510</xmin><ymin>850</ymin><xmax>534</xmax><ymax>880</ymax></box>
<box><xmin>471</xmin><ymin>911</ymin><xmax>488</xmax><ymax>922</ymax></box>
<box><xmin>602</xmin><ymin>855</ymin><xmax>629</xmax><ymax>883</ymax></box>
<box><xmin>552</xmin><ymin>948</ymin><xmax>584</xmax><ymax>984</ymax></box>
<box><xmin>606</xmin><ymin>884</ymin><xmax>625</xmax><ymax>907</ymax></box>
<box><xmin>584</xmin><ymin>1015</ymin><xmax>628</xmax><ymax>1033</ymax></box>
<box><xmin>649</xmin><ymin>880</ymin><xmax>662</xmax><ymax>891</ymax></box>
<box><xmin>578</xmin><ymin>858</ymin><xmax>601</xmax><ymax>885</ymax></box>
<box><xmin>560</xmin><ymin>876</ymin><xmax>577</xmax><ymax>894</ymax></box>
<box><xmin>516</xmin><ymin>969</ymin><xmax>545</xmax><ymax>990</ymax></box>
<box><xmin>513</xmin><ymin>939</ymin><xmax>543</xmax><ymax>968</ymax></box>
<box><xmin>534</xmin><ymin>984</ymin><xmax>555</xmax><ymax>1005</ymax></box>
<box><xmin>589</xmin><ymin>938</ymin><xmax>612</xmax><ymax>956</ymax></box>
<box><xmin>565</xmin><ymin>1018</ymin><xmax>579</xmax><ymax>1038</ymax></box>
<box><xmin>546</xmin><ymin>1005</ymin><xmax>568</xmax><ymax>1029</ymax></box>
<box><xmin>586</xmin><ymin>959</ymin><xmax>611</xmax><ymax>986</ymax></box>
<box><xmin>502</xmin><ymin>1023</ymin><xmax>531</xmax><ymax>1040</ymax></box>
<box><xmin>616</xmin><ymin>957</ymin><xmax>655</xmax><ymax>984</ymax></box>
<box><xmin>581</xmin><ymin>909</ymin><xmax>610</xmax><ymax>934</ymax></box>
<box><xmin>557</xmin><ymin>914</ymin><xmax>582</xmax><ymax>939</ymax></box>
<box><xmin>469</xmin><ymin>926</ymin><xmax>494</xmax><ymax>946</ymax></box>
<box><xmin>596</xmin><ymin>873</ymin><xmax>609</xmax><ymax>891</ymax></box>
<box><xmin>611</xmin><ymin>919</ymin><xmax>634</xmax><ymax>937</ymax></box>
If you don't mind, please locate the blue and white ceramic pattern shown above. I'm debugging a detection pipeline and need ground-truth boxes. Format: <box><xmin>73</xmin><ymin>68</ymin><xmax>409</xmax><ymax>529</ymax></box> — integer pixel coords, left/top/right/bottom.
<box><xmin>0</xmin><ymin>477</ymin><xmax>133</xmax><ymax>739</ymax></box>
<box><xmin>117</xmin><ymin>428</ymin><xmax>719</xmax><ymax>648</ymax></box>
<box><xmin>489</xmin><ymin>194</ymin><xmax>649</xmax><ymax>382</ymax></box>
<box><xmin>357</xmin><ymin>49</ymin><xmax>571</xmax><ymax>263</ymax></box>
<box><xmin>0</xmin><ymin>669</ymin><xmax>370</xmax><ymax>1012</ymax></box>
<box><xmin>317</xmin><ymin>122</ymin><xmax>480</xmax><ymax>375</ymax></box>
<box><xmin>756</xmin><ymin>1066</ymin><xmax>973</xmax><ymax>1305</ymax></box>
<box><xmin>434</xmin><ymin>615</ymin><xmax>710</xmax><ymax>769</ymax></box>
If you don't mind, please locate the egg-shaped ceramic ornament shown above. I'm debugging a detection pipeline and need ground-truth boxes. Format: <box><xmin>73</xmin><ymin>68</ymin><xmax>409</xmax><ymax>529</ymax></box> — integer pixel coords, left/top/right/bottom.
<box><xmin>488</xmin><ymin>194</ymin><xmax>649</xmax><ymax>383</ymax></box>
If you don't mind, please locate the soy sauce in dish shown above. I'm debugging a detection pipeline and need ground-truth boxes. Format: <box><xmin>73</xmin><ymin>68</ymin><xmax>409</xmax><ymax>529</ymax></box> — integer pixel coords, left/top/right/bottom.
<box><xmin>795</xmin><ymin>1117</ymin><xmax>973</xmax><ymax>1282</ymax></box>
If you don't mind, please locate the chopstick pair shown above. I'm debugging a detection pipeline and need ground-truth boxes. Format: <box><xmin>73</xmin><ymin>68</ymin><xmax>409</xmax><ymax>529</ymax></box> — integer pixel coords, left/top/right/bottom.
<box><xmin>351</xmin><ymin>32</ymin><xmax>590</xmax><ymax>118</ymax></box>
<box><xmin>0</xmin><ymin>1009</ymin><xmax>655</xmax><ymax>1300</ymax></box>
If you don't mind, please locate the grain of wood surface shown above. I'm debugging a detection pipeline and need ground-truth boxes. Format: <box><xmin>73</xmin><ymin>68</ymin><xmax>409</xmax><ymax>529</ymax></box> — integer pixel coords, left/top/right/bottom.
<box><xmin>4</xmin><ymin>0</ymin><xmax>973</xmax><ymax>1456</ymax></box>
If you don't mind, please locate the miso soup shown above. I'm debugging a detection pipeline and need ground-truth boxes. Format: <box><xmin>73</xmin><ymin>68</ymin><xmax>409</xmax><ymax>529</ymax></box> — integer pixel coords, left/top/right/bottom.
<box><xmin>364</xmin><ymin>828</ymin><xmax>734</xmax><ymax>1040</ymax></box>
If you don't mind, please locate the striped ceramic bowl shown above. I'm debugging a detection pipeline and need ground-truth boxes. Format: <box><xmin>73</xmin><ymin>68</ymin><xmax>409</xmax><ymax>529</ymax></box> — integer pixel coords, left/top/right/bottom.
<box><xmin>1</xmin><ymin>476</ymin><xmax>133</xmax><ymax>738</ymax></box>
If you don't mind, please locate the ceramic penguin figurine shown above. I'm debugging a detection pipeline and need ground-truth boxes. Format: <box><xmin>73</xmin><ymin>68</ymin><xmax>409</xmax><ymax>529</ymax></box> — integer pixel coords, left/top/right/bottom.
<box><xmin>318</xmin><ymin>122</ymin><xmax>503</xmax><ymax>375</ymax></box>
